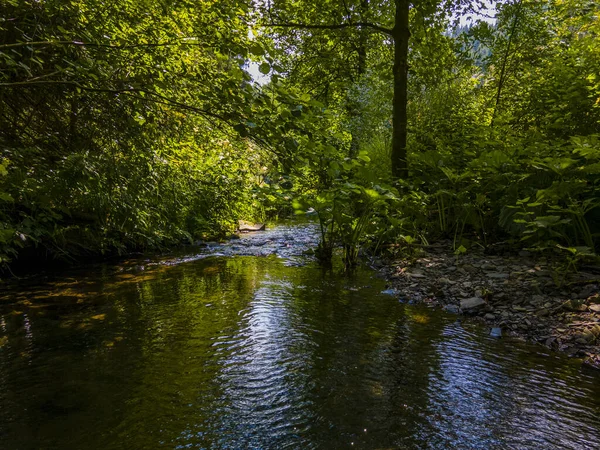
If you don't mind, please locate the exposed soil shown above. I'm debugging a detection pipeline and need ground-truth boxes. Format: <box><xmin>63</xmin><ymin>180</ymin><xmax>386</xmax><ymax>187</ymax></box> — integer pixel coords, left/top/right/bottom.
<box><xmin>374</xmin><ymin>242</ymin><xmax>600</xmax><ymax>370</ymax></box>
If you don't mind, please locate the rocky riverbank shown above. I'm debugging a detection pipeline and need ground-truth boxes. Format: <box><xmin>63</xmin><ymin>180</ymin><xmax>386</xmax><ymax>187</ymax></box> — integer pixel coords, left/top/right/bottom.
<box><xmin>375</xmin><ymin>242</ymin><xmax>600</xmax><ymax>370</ymax></box>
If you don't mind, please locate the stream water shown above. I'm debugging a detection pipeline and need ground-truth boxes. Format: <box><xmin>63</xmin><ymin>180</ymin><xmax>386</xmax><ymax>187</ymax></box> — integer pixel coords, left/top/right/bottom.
<box><xmin>0</xmin><ymin>221</ymin><xmax>599</xmax><ymax>449</ymax></box>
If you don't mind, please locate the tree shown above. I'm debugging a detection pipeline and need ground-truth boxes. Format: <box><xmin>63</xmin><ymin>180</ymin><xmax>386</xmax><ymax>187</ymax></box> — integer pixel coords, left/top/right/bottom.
<box><xmin>263</xmin><ymin>0</ymin><xmax>413</xmax><ymax>178</ymax></box>
<box><xmin>391</xmin><ymin>0</ymin><xmax>410</xmax><ymax>178</ymax></box>
<box><xmin>0</xmin><ymin>0</ymin><xmax>283</xmax><ymax>261</ymax></box>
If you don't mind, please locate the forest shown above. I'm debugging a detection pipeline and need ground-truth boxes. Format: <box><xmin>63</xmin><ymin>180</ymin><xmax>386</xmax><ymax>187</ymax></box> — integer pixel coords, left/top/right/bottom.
<box><xmin>2</xmin><ymin>1</ymin><xmax>600</xmax><ymax>447</ymax></box>
<box><xmin>1</xmin><ymin>0</ymin><xmax>599</xmax><ymax>269</ymax></box>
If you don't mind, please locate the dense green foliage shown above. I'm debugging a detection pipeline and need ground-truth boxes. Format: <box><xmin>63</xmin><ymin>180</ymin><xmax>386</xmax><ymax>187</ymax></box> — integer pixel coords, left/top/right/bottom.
<box><xmin>0</xmin><ymin>0</ymin><xmax>264</xmax><ymax>263</ymax></box>
<box><xmin>1</xmin><ymin>0</ymin><xmax>599</xmax><ymax>270</ymax></box>
<box><xmin>271</xmin><ymin>0</ymin><xmax>600</xmax><ymax>266</ymax></box>
<box><xmin>403</xmin><ymin>0</ymin><xmax>600</xmax><ymax>256</ymax></box>
<box><xmin>0</xmin><ymin>0</ymin><xmax>335</xmax><ymax>265</ymax></box>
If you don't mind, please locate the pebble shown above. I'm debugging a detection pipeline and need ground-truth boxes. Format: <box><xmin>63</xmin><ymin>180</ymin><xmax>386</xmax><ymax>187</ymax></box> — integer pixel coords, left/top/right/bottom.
<box><xmin>382</xmin><ymin>241</ymin><xmax>600</xmax><ymax>366</ymax></box>
<box><xmin>487</xmin><ymin>272</ymin><xmax>509</xmax><ymax>279</ymax></box>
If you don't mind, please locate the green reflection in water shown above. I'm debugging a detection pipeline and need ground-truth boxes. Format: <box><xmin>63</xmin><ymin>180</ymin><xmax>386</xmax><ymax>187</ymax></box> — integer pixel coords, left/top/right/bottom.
<box><xmin>0</xmin><ymin>252</ymin><xmax>599</xmax><ymax>449</ymax></box>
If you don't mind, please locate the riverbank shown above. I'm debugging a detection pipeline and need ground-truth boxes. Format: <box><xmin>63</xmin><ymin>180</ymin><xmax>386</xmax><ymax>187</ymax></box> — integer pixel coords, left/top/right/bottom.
<box><xmin>374</xmin><ymin>242</ymin><xmax>600</xmax><ymax>370</ymax></box>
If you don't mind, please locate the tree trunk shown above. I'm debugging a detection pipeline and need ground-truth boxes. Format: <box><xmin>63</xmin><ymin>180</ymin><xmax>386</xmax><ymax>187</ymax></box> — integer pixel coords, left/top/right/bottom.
<box><xmin>348</xmin><ymin>0</ymin><xmax>369</xmax><ymax>158</ymax></box>
<box><xmin>490</xmin><ymin>0</ymin><xmax>522</xmax><ymax>127</ymax></box>
<box><xmin>391</xmin><ymin>0</ymin><xmax>410</xmax><ymax>179</ymax></box>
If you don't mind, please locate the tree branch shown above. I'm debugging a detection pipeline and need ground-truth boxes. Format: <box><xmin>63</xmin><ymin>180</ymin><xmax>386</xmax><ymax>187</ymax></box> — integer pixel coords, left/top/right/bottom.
<box><xmin>0</xmin><ymin>79</ymin><xmax>278</xmax><ymax>153</ymax></box>
<box><xmin>0</xmin><ymin>80</ymin><xmax>229</xmax><ymax>123</ymax></box>
<box><xmin>0</xmin><ymin>40</ymin><xmax>210</xmax><ymax>51</ymax></box>
<box><xmin>267</xmin><ymin>21</ymin><xmax>392</xmax><ymax>36</ymax></box>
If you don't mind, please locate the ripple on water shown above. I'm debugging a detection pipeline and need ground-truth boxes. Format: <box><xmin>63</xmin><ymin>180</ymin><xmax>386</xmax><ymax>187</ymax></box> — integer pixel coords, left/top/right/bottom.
<box><xmin>418</xmin><ymin>322</ymin><xmax>600</xmax><ymax>450</ymax></box>
<box><xmin>0</xmin><ymin>222</ymin><xmax>599</xmax><ymax>450</ymax></box>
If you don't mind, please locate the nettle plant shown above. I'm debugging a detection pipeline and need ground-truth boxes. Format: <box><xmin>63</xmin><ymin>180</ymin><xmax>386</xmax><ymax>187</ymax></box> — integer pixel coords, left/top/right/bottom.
<box><xmin>504</xmin><ymin>135</ymin><xmax>600</xmax><ymax>252</ymax></box>
<box><xmin>295</xmin><ymin>153</ymin><xmax>399</xmax><ymax>267</ymax></box>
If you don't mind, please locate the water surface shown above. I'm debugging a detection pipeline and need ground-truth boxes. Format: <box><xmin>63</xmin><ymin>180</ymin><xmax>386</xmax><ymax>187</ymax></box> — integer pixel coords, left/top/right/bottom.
<box><xmin>0</xmin><ymin>222</ymin><xmax>599</xmax><ymax>449</ymax></box>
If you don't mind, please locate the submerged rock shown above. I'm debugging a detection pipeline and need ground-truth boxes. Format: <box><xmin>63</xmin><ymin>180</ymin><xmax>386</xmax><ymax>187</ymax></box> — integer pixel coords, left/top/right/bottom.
<box><xmin>443</xmin><ymin>304</ymin><xmax>460</xmax><ymax>314</ymax></box>
<box><xmin>490</xmin><ymin>327</ymin><xmax>502</xmax><ymax>338</ymax></box>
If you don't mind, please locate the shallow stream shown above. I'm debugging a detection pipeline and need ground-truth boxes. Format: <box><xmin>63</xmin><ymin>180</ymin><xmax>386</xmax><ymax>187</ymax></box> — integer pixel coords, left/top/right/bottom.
<box><xmin>1</xmin><ymin>221</ymin><xmax>599</xmax><ymax>449</ymax></box>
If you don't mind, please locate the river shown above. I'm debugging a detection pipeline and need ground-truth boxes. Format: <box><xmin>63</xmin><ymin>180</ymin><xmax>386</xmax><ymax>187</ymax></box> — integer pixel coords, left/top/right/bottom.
<box><xmin>0</xmin><ymin>221</ymin><xmax>599</xmax><ymax>449</ymax></box>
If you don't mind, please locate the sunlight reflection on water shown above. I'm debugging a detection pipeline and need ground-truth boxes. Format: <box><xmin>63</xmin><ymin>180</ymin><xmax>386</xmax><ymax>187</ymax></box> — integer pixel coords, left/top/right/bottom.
<box><xmin>0</xmin><ymin>222</ymin><xmax>599</xmax><ymax>449</ymax></box>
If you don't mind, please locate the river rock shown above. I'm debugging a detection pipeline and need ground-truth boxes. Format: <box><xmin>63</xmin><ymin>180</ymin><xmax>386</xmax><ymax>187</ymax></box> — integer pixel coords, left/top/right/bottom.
<box><xmin>238</xmin><ymin>221</ymin><xmax>266</xmax><ymax>232</ymax></box>
<box><xmin>530</xmin><ymin>294</ymin><xmax>545</xmax><ymax>305</ymax></box>
<box><xmin>381</xmin><ymin>289</ymin><xmax>397</xmax><ymax>296</ymax></box>
<box><xmin>578</xmin><ymin>284</ymin><xmax>598</xmax><ymax>299</ymax></box>
<box><xmin>460</xmin><ymin>296</ymin><xmax>486</xmax><ymax>312</ymax></box>
<box><xmin>589</xmin><ymin>304</ymin><xmax>600</xmax><ymax>313</ymax></box>
<box><xmin>490</xmin><ymin>327</ymin><xmax>502</xmax><ymax>338</ymax></box>
<box><xmin>443</xmin><ymin>304</ymin><xmax>460</xmax><ymax>314</ymax></box>
<box><xmin>486</xmin><ymin>272</ymin><xmax>509</xmax><ymax>279</ymax></box>
<box><xmin>461</xmin><ymin>264</ymin><xmax>478</xmax><ymax>273</ymax></box>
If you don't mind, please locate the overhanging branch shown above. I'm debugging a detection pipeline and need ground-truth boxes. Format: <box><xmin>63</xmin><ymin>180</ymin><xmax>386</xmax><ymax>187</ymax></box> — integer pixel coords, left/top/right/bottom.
<box><xmin>0</xmin><ymin>79</ymin><xmax>278</xmax><ymax>153</ymax></box>
<box><xmin>267</xmin><ymin>21</ymin><xmax>392</xmax><ymax>36</ymax></box>
<box><xmin>0</xmin><ymin>80</ymin><xmax>229</xmax><ymax>123</ymax></box>
<box><xmin>0</xmin><ymin>40</ymin><xmax>211</xmax><ymax>51</ymax></box>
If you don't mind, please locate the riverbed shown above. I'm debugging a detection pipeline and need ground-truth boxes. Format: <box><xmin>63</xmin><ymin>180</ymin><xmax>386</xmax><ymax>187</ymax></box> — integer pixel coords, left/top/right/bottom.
<box><xmin>1</xmin><ymin>221</ymin><xmax>599</xmax><ymax>449</ymax></box>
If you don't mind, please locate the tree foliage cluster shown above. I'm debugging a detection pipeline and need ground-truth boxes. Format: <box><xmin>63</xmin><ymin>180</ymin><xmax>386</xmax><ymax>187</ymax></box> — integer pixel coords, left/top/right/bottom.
<box><xmin>403</xmin><ymin>0</ymin><xmax>600</xmax><ymax>257</ymax></box>
<box><xmin>0</xmin><ymin>0</ymin><xmax>339</xmax><ymax>266</ymax></box>
<box><xmin>268</xmin><ymin>0</ymin><xmax>600</xmax><ymax>264</ymax></box>
<box><xmin>0</xmin><ymin>0</ymin><xmax>599</xmax><ymax>269</ymax></box>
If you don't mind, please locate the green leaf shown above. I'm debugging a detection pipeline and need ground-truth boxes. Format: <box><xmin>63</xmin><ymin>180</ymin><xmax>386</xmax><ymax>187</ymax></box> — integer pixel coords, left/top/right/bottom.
<box><xmin>233</xmin><ymin>123</ymin><xmax>248</xmax><ymax>137</ymax></box>
<box><xmin>249</xmin><ymin>44</ymin><xmax>264</xmax><ymax>56</ymax></box>
<box><xmin>454</xmin><ymin>245</ymin><xmax>467</xmax><ymax>255</ymax></box>
<box><xmin>259</xmin><ymin>63</ymin><xmax>270</xmax><ymax>74</ymax></box>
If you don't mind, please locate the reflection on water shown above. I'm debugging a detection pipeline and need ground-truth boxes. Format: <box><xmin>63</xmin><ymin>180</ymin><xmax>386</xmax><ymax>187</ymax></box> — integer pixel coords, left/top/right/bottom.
<box><xmin>0</xmin><ymin>223</ymin><xmax>599</xmax><ymax>449</ymax></box>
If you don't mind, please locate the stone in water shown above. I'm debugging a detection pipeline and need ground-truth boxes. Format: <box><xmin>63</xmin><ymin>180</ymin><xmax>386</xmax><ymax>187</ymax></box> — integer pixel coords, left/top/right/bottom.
<box><xmin>490</xmin><ymin>327</ymin><xmax>502</xmax><ymax>338</ymax></box>
<box><xmin>238</xmin><ymin>221</ymin><xmax>266</xmax><ymax>232</ymax></box>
